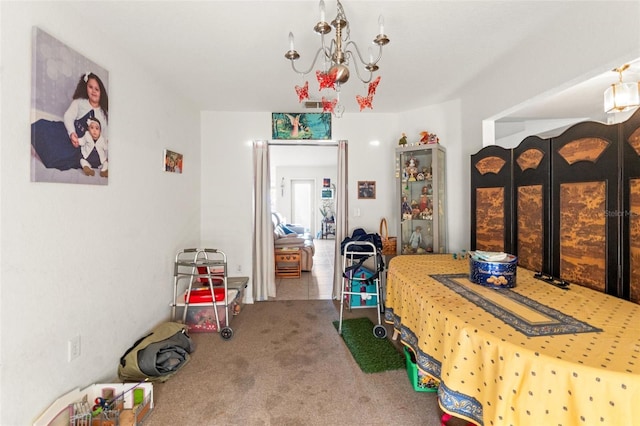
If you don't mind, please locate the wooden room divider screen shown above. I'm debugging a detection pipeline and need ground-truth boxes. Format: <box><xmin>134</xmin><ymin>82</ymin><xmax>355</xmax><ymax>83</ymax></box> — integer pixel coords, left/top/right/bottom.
<box><xmin>471</xmin><ymin>108</ymin><xmax>640</xmax><ymax>302</ymax></box>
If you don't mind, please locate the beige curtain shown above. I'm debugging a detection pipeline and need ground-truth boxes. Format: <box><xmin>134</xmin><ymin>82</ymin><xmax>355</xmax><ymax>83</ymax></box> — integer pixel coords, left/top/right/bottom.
<box><xmin>332</xmin><ymin>140</ymin><xmax>349</xmax><ymax>299</ymax></box>
<box><xmin>252</xmin><ymin>140</ymin><xmax>276</xmax><ymax>301</ymax></box>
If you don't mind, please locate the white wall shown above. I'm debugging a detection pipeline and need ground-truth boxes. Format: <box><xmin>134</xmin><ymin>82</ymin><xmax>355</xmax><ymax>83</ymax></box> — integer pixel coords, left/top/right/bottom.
<box><xmin>199</xmin><ymin>112</ymin><xmax>259</xmax><ymax>291</ymax></box>
<box><xmin>495</xmin><ymin>118</ymin><xmax>586</xmax><ymax>148</ymax></box>
<box><xmin>333</xmin><ymin>113</ymin><xmax>400</xmax><ymax>234</ymax></box>
<box><xmin>1</xmin><ymin>3</ymin><xmax>202</xmax><ymax>425</ymax></box>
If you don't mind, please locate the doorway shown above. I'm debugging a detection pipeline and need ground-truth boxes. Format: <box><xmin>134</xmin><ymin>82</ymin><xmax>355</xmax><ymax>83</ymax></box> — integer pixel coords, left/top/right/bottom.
<box><xmin>269</xmin><ymin>145</ymin><xmax>338</xmax><ymax>301</ymax></box>
<box><xmin>252</xmin><ymin>140</ymin><xmax>348</xmax><ymax>302</ymax></box>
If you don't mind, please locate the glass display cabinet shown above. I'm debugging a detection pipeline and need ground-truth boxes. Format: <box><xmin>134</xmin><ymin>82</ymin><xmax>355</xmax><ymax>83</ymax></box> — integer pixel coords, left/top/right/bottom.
<box><xmin>395</xmin><ymin>143</ymin><xmax>446</xmax><ymax>254</ymax></box>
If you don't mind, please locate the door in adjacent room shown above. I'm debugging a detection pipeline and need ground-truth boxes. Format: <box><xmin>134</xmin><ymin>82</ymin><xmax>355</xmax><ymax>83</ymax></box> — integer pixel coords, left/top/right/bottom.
<box><xmin>291</xmin><ymin>178</ymin><xmax>314</xmax><ymax>236</ymax></box>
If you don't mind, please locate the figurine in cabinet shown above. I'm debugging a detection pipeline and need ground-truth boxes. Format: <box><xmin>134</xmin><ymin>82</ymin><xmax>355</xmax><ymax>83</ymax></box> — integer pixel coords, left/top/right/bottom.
<box><xmin>420</xmin><ymin>186</ymin><xmax>428</xmax><ymax>211</ymax></box>
<box><xmin>424</xmin><ymin>225</ymin><xmax>434</xmax><ymax>252</ymax></box>
<box><xmin>402</xmin><ymin>195</ymin><xmax>412</xmax><ymax>219</ymax></box>
<box><xmin>406</xmin><ymin>156</ymin><xmax>419</xmax><ymax>181</ymax></box>
<box><xmin>419</xmin><ymin>210</ymin><xmax>432</xmax><ymax>220</ymax></box>
<box><xmin>409</xmin><ymin>226</ymin><xmax>423</xmax><ymax>250</ymax></box>
<box><xmin>411</xmin><ymin>200</ymin><xmax>420</xmax><ymax>217</ymax></box>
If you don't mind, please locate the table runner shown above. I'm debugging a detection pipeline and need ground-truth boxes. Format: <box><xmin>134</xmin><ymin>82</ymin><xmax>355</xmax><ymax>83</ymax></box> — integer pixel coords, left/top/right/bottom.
<box><xmin>430</xmin><ymin>273</ymin><xmax>601</xmax><ymax>336</ymax></box>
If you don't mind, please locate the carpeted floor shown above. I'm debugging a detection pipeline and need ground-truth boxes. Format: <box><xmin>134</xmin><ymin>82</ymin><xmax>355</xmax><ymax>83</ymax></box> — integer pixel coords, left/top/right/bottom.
<box><xmin>144</xmin><ymin>299</ymin><xmax>446</xmax><ymax>426</ymax></box>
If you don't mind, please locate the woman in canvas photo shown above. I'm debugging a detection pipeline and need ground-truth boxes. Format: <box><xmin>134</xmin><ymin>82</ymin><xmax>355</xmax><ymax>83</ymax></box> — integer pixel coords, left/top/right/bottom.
<box><xmin>32</xmin><ymin>72</ymin><xmax>109</xmax><ymax>173</ymax></box>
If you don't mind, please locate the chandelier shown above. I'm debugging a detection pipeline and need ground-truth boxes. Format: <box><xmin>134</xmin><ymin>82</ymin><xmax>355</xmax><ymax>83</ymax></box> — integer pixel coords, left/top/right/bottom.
<box><xmin>284</xmin><ymin>0</ymin><xmax>390</xmax><ymax>117</ymax></box>
<box><xmin>604</xmin><ymin>64</ymin><xmax>640</xmax><ymax>113</ymax></box>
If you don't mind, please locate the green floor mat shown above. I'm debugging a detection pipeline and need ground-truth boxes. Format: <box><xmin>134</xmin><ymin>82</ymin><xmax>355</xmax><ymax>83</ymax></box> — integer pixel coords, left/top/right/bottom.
<box><xmin>333</xmin><ymin>317</ymin><xmax>405</xmax><ymax>374</ymax></box>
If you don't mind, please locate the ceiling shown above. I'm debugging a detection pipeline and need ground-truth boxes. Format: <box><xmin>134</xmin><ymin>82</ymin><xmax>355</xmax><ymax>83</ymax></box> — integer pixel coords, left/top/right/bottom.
<box><xmin>496</xmin><ymin>58</ymin><xmax>640</xmax><ymax>124</ymax></box>
<box><xmin>71</xmin><ymin>1</ymin><xmax>639</xmax><ymax>127</ymax></box>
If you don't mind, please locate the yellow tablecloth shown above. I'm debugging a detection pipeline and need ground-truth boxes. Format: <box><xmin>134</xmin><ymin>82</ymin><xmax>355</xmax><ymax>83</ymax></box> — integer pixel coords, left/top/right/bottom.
<box><xmin>384</xmin><ymin>254</ymin><xmax>640</xmax><ymax>426</ymax></box>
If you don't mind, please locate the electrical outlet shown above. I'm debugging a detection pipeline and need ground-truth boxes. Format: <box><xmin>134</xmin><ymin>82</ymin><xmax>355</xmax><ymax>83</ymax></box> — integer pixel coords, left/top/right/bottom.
<box><xmin>68</xmin><ymin>335</ymin><xmax>81</xmax><ymax>362</ymax></box>
<box><xmin>237</xmin><ymin>265</ymin><xmax>242</xmax><ymax>272</ymax></box>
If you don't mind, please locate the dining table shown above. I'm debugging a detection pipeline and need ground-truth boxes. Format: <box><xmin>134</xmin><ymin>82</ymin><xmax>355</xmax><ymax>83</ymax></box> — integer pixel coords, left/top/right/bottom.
<box><xmin>384</xmin><ymin>254</ymin><xmax>640</xmax><ymax>426</ymax></box>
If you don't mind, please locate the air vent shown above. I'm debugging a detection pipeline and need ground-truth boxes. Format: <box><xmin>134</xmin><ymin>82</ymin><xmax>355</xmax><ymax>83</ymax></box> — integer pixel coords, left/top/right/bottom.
<box><xmin>304</xmin><ymin>101</ymin><xmax>323</xmax><ymax>109</ymax></box>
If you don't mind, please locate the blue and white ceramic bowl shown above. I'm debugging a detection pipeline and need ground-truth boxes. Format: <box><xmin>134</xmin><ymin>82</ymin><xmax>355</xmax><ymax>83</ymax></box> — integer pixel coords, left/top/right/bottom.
<box><xmin>469</xmin><ymin>253</ymin><xmax>518</xmax><ymax>288</ymax></box>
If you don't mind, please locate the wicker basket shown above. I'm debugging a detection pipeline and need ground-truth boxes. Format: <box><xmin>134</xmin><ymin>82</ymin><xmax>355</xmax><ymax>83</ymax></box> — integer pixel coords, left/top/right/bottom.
<box><xmin>379</xmin><ymin>218</ymin><xmax>397</xmax><ymax>255</ymax></box>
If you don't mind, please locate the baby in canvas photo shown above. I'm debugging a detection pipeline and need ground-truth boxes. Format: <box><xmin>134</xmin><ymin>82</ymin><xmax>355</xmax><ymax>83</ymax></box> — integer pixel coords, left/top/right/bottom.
<box><xmin>79</xmin><ymin>117</ymin><xmax>108</xmax><ymax>177</ymax></box>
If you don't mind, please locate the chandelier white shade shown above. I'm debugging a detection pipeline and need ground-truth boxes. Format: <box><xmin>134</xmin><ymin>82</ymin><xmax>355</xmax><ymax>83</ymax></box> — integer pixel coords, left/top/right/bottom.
<box><xmin>284</xmin><ymin>0</ymin><xmax>389</xmax><ymax>115</ymax></box>
<box><xmin>604</xmin><ymin>64</ymin><xmax>640</xmax><ymax>113</ymax></box>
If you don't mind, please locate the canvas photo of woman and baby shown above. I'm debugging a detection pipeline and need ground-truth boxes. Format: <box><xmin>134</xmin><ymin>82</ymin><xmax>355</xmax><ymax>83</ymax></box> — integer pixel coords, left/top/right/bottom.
<box><xmin>30</xmin><ymin>27</ymin><xmax>109</xmax><ymax>185</ymax></box>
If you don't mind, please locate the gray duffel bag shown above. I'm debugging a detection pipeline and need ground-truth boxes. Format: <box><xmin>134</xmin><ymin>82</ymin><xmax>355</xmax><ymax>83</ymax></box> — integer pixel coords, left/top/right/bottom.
<box><xmin>118</xmin><ymin>322</ymin><xmax>195</xmax><ymax>382</ymax></box>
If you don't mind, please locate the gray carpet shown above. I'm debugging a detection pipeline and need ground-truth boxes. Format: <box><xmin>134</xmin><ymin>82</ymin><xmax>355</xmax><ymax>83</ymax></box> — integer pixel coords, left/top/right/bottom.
<box><xmin>145</xmin><ymin>300</ymin><xmax>445</xmax><ymax>425</ymax></box>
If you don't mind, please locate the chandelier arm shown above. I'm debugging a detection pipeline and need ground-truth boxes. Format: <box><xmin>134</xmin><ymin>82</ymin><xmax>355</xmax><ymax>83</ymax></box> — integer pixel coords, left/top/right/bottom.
<box><xmin>344</xmin><ymin>40</ymin><xmax>383</xmax><ymax>66</ymax></box>
<box><xmin>344</xmin><ymin>51</ymin><xmax>373</xmax><ymax>84</ymax></box>
<box><xmin>289</xmin><ymin>47</ymin><xmax>331</xmax><ymax>76</ymax></box>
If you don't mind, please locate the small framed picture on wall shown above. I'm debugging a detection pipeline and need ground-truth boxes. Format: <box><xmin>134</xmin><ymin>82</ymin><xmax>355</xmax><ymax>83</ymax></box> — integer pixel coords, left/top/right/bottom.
<box><xmin>357</xmin><ymin>181</ymin><xmax>376</xmax><ymax>199</ymax></box>
<box><xmin>164</xmin><ymin>149</ymin><xmax>183</xmax><ymax>173</ymax></box>
<box><xmin>321</xmin><ymin>188</ymin><xmax>334</xmax><ymax>199</ymax></box>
